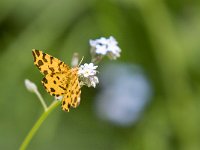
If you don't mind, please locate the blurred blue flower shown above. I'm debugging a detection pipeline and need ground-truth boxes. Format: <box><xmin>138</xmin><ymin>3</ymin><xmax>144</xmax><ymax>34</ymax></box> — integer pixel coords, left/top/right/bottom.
<box><xmin>95</xmin><ymin>63</ymin><xmax>152</xmax><ymax>127</ymax></box>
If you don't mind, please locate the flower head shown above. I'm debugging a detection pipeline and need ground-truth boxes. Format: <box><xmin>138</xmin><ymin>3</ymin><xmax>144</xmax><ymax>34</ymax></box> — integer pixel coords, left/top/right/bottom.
<box><xmin>24</xmin><ymin>79</ymin><xmax>38</xmax><ymax>93</ymax></box>
<box><xmin>78</xmin><ymin>63</ymin><xmax>98</xmax><ymax>77</ymax></box>
<box><xmin>90</xmin><ymin>36</ymin><xmax>121</xmax><ymax>60</ymax></box>
<box><xmin>78</xmin><ymin>63</ymin><xmax>99</xmax><ymax>88</ymax></box>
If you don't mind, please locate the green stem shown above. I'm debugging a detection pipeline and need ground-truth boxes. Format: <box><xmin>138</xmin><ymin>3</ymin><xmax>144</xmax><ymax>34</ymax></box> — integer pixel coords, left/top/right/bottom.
<box><xmin>35</xmin><ymin>90</ymin><xmax>48</xmax><ymax>111</ymax></box>
<box><xmin>19</xmin><ymin>100</ymin><xmax>61</xmax><ymax>150</ymax></box>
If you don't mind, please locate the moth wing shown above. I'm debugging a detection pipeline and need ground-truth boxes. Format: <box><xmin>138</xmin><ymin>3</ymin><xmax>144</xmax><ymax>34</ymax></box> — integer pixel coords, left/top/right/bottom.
<box><xmin>42</xmin><ymin>73</ymin><xmax>70</xmax><ymax>97</ymax></box>
<box><xmin>32</xmin><ymin>49</ymin><xmax>70</xmax><ymax>75</ymax></box>
<box><xmin>61</xmin><ymin>68</ymin><xmax>81</xmax><ymax>112</ymax></box>
<box><xmin>70</xmin><ymin>69</ymin><xmax>81</xmax><ymax>108</ymax></box>
<box><xmin>61</xmin><ymin>92</ymin><xmax>72</xmax><ymax>112</ymax></box>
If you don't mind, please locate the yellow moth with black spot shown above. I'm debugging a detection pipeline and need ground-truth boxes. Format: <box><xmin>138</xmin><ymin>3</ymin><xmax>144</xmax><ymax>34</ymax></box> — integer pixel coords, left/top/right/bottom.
<box><xmin>32</xmin><ymin>49</ymin><xmax>81</xmax><ymax>112</ymax></box>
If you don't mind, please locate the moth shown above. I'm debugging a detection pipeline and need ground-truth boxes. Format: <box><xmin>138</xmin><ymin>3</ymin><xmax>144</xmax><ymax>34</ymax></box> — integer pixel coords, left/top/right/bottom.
<box><xmin>32</xmin><ymin>49</ymin><xmax>81</xmax><ymax>112</ymax></box>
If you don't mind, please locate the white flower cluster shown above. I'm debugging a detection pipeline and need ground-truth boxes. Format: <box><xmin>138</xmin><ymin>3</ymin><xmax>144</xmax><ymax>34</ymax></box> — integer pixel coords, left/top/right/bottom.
<box><xmin>78</xmin><ymin>63</ymin><xmax>99</xmax><ymax>88</ymax></box>
<box><xmin>78</xmin><ymin>36</ymin><xmax>121</xmax><ymax>88</ymax></box>
<box><xmin>90</xmin><ymin>36</ymin><xmax>121</xmax><ymax>60</ymax></box>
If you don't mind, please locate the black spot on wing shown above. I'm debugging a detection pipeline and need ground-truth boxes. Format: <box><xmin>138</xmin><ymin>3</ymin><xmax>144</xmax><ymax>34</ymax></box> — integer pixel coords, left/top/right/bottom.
<box><xmin>50</xmin><ymin>88</ymin><xmax>55</xmax><ymax>92</ymax></box>
<box><xmin>68</xmin><ymin>104</ymin><xmax>71</xmax><ymax>109</ymax></box>
<box><xmin>43</xmin><ymin>70</ymin><xmax>48</xmax><ymax>75</ymax></box>
<box><xmin>59</xmin><ymin>85</ymin><xmax>66</xmax><ymax>90</ymax></box>
<box><xmin>32</xmin><ymin>51</ymin><xmax>36</xmax><ymax>62</ymax></box>
<box><xmin>38</xmin><ymin>60</ymin><xmax>43</xmax><ymax>66</ymax></box>
<box><xmin>49</xmin><ymin>67</ymin><xmax>55</xmax><ymax>72</ymax></box>
<box><xmin>62</xmin><ymin>100</ymin><xmax>66</xmax><ymax>105</ymax></box>
<box><xmin>58</xmin><ymin>62</ymin><xmax>62</xmax><ymax>67</ymax></box>
<box><xmin>41</xmin><ymin>81</ymin><xmax>46</xmax><ymax>87</ymax></box>
<box><xmin>50</xmin><ymin>56</ymin><xmax>53</xmax><ymax>64</ymax></box>
<box><xmin>43</xmin><ymin>77</ymin><xmax>48</xmax><ymax>84</ymax></box>
<box><xmin>75</xmin><ymin>83</ymin><xmax>78</xmax><ymax>89</ymax></box>
<box><xmin>35</xmin><ymin>50</ymin><xmax>40</xmax><ymax>57</ymax></box>
<box><xmin>64</xmin><ymin>108</ymin><xmax>69</xmax><ymax>112</ymax></box>
<box><xmin>42</xmin><ymin>53</ymin><xmax>48</xmax><ymax>62</ymax></box>
<box><xmin>74</xmin><ymin>97</ymin><xmax>77</xmax><ymax>103</ymax></box>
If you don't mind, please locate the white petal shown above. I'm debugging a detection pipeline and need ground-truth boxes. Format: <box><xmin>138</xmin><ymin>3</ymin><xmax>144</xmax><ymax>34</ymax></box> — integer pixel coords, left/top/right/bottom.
<box><xmin>95</xmin><ymin>45</ymin><xmax>107</xmax><ymax>55</ymax></box>
<box><xmin>109</xmin><ymin>36</ymin><xmax>118</xmax><ymax>45</ymax></box>
<box><xmin>89</xmin><ymin>40</ymin><xmax>97</xmax><ymax>47</ymax></box>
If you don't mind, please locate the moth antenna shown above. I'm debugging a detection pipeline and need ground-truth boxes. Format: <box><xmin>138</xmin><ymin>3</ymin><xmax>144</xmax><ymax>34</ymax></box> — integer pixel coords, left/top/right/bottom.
<box><xmin>78</xmin><ymin>56</ymin><xmax>84</xmax><ymax>67</ymax></box>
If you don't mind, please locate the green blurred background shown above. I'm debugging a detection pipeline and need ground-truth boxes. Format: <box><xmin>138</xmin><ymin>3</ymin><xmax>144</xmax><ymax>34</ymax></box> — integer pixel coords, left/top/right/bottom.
<box><xmin>0</xmin><ymin>0</ymin><xmax>200</xmax><ymax>149</ymax></box>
